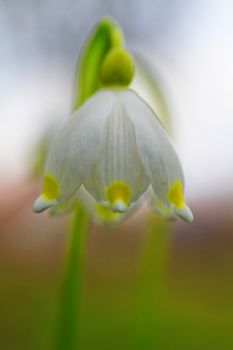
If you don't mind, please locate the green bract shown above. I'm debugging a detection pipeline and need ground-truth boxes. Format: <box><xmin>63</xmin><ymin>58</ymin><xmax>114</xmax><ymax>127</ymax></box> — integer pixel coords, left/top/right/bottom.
<box><xmin>72</xmin><ymin>17</ymin><xmax>126</xmax><ymax>110</ymax></box>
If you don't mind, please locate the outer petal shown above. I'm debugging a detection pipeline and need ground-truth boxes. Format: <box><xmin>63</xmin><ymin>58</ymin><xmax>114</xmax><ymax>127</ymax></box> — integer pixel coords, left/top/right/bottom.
<box><xmin>121</xmin><ymin>90</ymin><xmax>183</xmax><ymax>199</ymax></box>
<box><xmin>83</xmin><ymin>95</ymin><xmax>149</xmax><ymax>212</ymax></box>
<box><xmin>122</xmin><ymin>89</ymin><xmax>193</xmax><ymax>222</ymax></box>
<box><xmin>148</xmin><ymin>185</ymin><xmax>193</xmax><ymax>223</ymax></box>
<box><xmin>33</xmin><ymin>90</ymin><xmax>115</xmax><ymax>213</ymax></box>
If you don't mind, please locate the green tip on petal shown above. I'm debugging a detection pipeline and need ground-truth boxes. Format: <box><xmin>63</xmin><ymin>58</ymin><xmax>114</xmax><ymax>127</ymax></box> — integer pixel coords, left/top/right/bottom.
<box><xmin>32</xmin><ymin>196</ymin><xmax>58</xmax><ymax>213</ymax></box>
<box><xmin>175</xmin><ymin>204</ymin><xmax>194</xmax><ymax>223</ymax></box>
<box><xmin>100</xmin><ymin>48</ymin><xmax>134</xmax><ymax>87</ymax></box>
<box><xmin>110</xmin><ymin>200</ymin><xmax>128</xmax><ymax>213</ymax></box>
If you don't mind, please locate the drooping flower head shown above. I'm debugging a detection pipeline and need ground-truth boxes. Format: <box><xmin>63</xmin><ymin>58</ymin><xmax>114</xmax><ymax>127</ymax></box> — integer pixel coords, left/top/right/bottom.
<box><xmin>33</xmin><ymin>21</ymin><xmax>193</xmax><ymax>223</ymax></box>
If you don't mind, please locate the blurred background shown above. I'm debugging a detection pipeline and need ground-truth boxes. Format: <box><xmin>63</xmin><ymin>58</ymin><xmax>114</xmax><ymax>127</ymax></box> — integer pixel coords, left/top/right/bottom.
<box><xmin>1</xmin><ymin>0</ymin><xmax>233</xmax><ymax>349</ymax></box>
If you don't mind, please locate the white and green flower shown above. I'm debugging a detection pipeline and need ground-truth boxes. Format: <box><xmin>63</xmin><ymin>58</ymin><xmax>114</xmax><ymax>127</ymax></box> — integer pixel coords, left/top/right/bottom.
<box><xmin>33</xmin><ymin>87</ymin><xmax>193</xmax><ymax>222</ymax></box>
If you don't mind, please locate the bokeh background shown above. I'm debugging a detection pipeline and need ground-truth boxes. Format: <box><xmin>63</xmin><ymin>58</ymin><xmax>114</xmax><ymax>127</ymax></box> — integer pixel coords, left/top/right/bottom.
<box><xmin>1</xmin><ymin>0</ymin><xmax>233</xmax><ymax>349</ymax></box>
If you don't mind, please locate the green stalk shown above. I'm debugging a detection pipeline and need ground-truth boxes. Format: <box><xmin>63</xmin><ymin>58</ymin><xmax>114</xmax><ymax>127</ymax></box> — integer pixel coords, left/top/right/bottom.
<box><xmin>132</xmin><ymin>215</ymin><xmax>170</xmax><ymax>349</ymax></box>
<box><xmin>56</xmin><ymin>205</ymin><xmax>87</xmax><ymax>350</ymax></box>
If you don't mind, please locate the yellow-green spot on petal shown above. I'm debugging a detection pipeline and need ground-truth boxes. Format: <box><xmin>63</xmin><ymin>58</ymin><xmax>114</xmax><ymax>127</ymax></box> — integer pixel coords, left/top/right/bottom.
<box><xmin>41</xmin><ymin>173</ymin><xmax>59</xmax><ymax>200</ymax></box>
<box><xmin>95</xmin><ymin>203</ymin><xmax>121</xmax><ymax>222</ymax></box>
<box><xmin>106</xmin><ymin>180</ymin><xmax>131</xmax><ymax>207</ymax></box>
<box><xmin>167</xmin><ymin>180</ymin><xmax>184</xmax><ymax>208</ymax></box>
<box><xmin>100</xmin><ymin>48</ymin><xmax>134</xmax><ymax>87</ymax></box>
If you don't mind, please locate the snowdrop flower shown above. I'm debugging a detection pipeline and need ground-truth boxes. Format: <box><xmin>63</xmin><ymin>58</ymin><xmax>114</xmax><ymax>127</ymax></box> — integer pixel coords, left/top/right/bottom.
<box><xmin>33</xmin><ymin>48</ymin><xmax>193</xmax><ymax>222</ymax></box>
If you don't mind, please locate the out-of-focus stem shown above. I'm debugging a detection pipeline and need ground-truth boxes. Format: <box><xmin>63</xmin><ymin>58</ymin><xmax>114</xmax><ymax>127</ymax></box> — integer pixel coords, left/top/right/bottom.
<box><xmin>133</xmin><ymin>215</ymin><xmax>170</xmax><ymax>349</ymax></box>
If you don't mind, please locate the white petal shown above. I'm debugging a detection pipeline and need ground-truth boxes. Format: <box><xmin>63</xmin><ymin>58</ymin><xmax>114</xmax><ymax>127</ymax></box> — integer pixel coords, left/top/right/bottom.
<box><xmin>83</xmin><ymin>94</ymin><xmax>149</xmax><ymax>210</ymax></box>
<box><xmin>121</xmin><ymin>89</ymin><xmax>184</xmax><ymax>205</ymax></box>
<box><xmin>33</xmin><ymin>90</ymin><xmax>115</xmax><ymax>212</ymax></box>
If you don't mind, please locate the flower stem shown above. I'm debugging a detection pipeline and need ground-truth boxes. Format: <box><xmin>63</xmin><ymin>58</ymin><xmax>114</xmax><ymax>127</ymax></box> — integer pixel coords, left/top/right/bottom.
<box><xmin>133</xmin><ymin>215</ymin><xmax>170</xmax><ymax>348</ymax></box>
<box><xmin>56</xmin><ymin>204</ymin><xmax>87</xmax><ymax>350</ymax></box>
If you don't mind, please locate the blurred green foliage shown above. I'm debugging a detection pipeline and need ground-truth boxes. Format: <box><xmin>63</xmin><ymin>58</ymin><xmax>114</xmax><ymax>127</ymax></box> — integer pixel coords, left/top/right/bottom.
<box><xmin>1</xmin><ymin>220</ymin><xmax>233</xmax><ymax>350</ymax></box>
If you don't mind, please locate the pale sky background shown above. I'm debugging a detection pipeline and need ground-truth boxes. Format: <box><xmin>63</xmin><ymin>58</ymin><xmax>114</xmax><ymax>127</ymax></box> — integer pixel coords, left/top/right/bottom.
<box><xmin>0</xmin><ymin>0</ymin><xmax>233</xmax><ymax>200</ymax></box>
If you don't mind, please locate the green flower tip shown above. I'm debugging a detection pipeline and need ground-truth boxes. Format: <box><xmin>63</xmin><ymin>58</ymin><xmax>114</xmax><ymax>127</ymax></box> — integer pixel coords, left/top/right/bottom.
<box><xmin>100</xmin><ymin>48</ymin><xmax>134</xmax><ymax>87</ymax></box>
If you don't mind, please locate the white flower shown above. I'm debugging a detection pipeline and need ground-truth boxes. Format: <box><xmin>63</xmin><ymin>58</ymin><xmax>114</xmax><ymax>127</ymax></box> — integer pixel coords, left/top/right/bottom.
<box><xmin>33</xmin><ymin>88</ymin><xmax>193</xmax><ymax>222</ymax></box>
